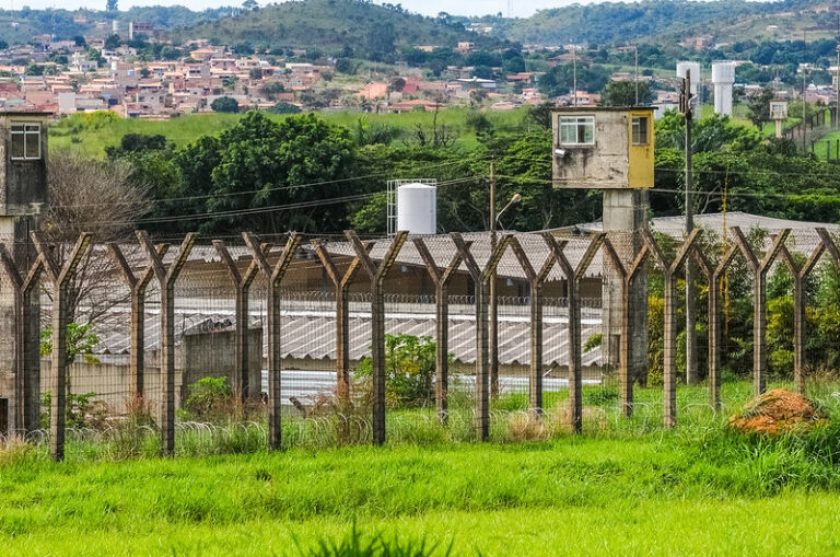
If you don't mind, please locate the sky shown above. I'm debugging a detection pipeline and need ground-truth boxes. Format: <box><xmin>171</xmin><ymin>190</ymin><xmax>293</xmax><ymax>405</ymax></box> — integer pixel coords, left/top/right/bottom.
<box><xmin>12</xmin><ymin>0</ymin><xmax>594</xmax><ymax>18</ymax></box>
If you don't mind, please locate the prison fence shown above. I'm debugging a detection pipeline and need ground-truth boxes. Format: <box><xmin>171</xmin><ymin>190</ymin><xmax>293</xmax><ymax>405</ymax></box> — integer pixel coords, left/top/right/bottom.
<box><xmin>0</xmin><ymin>225</ymin><xmax>839</xmax><ymax>460</ymax></box>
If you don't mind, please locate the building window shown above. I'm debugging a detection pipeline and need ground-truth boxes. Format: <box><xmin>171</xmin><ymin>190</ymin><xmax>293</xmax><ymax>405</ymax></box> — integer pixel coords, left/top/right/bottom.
<box><xmin>631</xmin><ymin>116</ymin><xmax>649</xmax><ymax>145</ymax></box>
<box><xmin>559</xmin><ymin>116</ymin><xmax>595</xmax><ymax>146</ymax></box>
<box><xmin>10</xmin><ymin>123</ymin><xmax>41</xmax><ymax>160</ymax></box>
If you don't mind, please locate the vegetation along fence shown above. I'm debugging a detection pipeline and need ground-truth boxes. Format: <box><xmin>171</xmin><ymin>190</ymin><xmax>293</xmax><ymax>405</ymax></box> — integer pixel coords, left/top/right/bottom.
<box><xmin>1</xmin><ymin>225</ymin><xmax>839</xmax><ymax>460</ymax></box>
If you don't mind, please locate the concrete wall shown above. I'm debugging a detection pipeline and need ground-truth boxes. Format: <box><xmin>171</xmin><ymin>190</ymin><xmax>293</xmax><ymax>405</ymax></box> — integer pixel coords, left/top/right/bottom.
<box><xmin>178</xmin><ymin>327</ymin><xmax>262</xmax><ymax>401</ymax></box>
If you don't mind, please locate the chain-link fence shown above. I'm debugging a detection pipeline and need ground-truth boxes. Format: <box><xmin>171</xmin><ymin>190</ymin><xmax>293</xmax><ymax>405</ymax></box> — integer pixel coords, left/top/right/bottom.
<box><xmin>2</xmin><ymin>225</ymin><xmax>840</xmax><ymax>460</ymax></box>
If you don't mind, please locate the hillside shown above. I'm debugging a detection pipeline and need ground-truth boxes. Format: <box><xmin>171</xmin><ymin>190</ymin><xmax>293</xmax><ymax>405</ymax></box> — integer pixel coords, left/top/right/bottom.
<box><xmin>0</xmin><ymin>7</ymin><xmax>229</xmax><ymax>46</ymax></box>
<box><xmin>499</xmin><ymin>0</ymin><xmax>840</xmax><ymax>46</ymax></box>
<box><xmin>180</xmin><ymin>0</ymin><xmax>503</xmax><ymax>57</ymax></box>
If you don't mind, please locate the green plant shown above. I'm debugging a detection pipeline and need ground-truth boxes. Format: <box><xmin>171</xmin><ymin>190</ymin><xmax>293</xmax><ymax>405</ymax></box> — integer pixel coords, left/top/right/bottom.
<box><xmin>40</xmin><ymin>322</ymin><xmax>100</xmax><ymax>365</ymax></box>
<box><xmin>40</xmin><ymin>391</ymin><xmax>107</xmax><ymax>429</ymax></box>
<box><xmin>583</xmin><ymin>333</ymin><xmax>602</xmax><ymax>353</ymax></box>
<box><xmin>295</xmin><ymin>522</ymin><xmax>453</xmax><ymax>557</ymax></box>
<box><xmin>355</xmin><ymin>334</ymin><xmax>445</xmax><ymax>408</ymax></box>
<box><xmin>182</xmin><ymin>377</ymin><xmax>236</xmax><ymax>422</ymax></box>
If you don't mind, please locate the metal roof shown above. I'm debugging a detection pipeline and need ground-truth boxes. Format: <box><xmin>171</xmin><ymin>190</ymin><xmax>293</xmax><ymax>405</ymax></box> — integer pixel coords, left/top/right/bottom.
<box><xmin>90</xmin><ymin>303</ymin><xmax>604</xmax><ymax>368</ymax></box>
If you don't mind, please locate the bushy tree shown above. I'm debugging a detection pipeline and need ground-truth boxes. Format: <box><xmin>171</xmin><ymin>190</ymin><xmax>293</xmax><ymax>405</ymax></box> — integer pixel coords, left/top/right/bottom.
<box><xmin>601</xmin><ymin>80</ymin><xmax>654</xmax><ymax>106</ymax></box>
<box><xmin>211</xmin><ymin>96</ymin><xmax>239</xmax><ymax>113</ymax></box>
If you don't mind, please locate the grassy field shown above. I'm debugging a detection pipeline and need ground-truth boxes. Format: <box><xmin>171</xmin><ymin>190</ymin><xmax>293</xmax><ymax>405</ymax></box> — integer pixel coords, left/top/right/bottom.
<box><xmin>49</xmin><ymin>107</ymin><xmax>531</xmax><ymax>159</ymax></box>
<box><xmin>813</xmin><ymin>129</ymin><xmax>840</xmax><ymax>162</ymax></box>
<box><xmin>2</xmin><ymin>381</ymin><xmax>840</xmax><ymax>556</ymax></box>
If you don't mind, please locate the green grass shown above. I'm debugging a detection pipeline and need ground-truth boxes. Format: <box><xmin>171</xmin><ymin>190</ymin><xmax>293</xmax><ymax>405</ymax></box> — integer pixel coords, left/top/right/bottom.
<box><xmin>813</xmin><ymin>129</ymin><xmax>840</xmax><ymax>162</ymax></box>
<box><xmin>3</xmin><ymin>380</ymin><xmax>840</xmax><ymax>555</ymax></box>
<box><xmin>49</xmin><ymin>107</ymin><xmax>531</xmax><ymax>159</ymax></box>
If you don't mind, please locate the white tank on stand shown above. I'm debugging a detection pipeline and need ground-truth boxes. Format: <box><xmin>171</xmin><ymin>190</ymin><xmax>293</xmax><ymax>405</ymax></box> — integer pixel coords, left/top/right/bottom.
<box><xmin>712</xmin><ymin>62</ymin><xmax>736</xmax><ymax>117</ymax></box>
<box><xmin>396</xmin><ymin>182</ymin><xmax>437</xmax><ymax>235</ymax></box>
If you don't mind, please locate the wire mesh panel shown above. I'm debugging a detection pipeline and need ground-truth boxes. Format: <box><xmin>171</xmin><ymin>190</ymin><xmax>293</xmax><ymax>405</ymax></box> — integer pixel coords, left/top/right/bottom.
<box><xmin>10</xmin><ymin>223</ymin><xmax>840</xmax><ymax>458</ymax></box>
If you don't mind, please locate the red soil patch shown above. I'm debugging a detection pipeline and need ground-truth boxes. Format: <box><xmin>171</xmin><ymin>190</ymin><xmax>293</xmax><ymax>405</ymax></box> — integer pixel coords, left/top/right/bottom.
<box><xmin>728</xmin><ymin>388</ymin><xmax>827</xmax><ymax>435</ymax></box>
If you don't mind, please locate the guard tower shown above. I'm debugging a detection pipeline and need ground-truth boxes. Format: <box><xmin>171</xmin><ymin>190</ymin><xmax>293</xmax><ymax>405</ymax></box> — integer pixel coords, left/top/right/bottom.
<box><xmin>552</xmin><ymin>106</ymin><xmax>654</xmax><ymax>381</ymax></box>
<box><xmin>770</xmin><ymin>101</ymin><xmax>788</xmax><ymax>139</ymax></box>
<box><xmin>0</xmin><ymin>111</ymin><xmax>50</xmax><ymax>433</ymax></box>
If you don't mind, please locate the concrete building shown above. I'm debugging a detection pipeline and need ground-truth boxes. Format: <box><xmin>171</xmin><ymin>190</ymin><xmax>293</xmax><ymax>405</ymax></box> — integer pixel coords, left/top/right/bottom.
<box><xmin>551</xmin><ymin>106</ymin><xmax>654</xmax><ymax>384</ymax></box>
<box><xmin>0</xmin><ymin>111</ymin><xmax>51</xmax><ymax>432</ymax></box>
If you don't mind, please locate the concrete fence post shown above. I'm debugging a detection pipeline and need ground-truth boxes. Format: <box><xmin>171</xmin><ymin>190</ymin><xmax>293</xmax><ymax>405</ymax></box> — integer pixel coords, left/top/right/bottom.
<box><xmin>137</xmin><ymin>231</ymin><xmax>196</xmax><ymax>456</ymax></box>
<box><xmin>0</xmin><ymin>244</ymin><xmax>43</xmax><ymax>433</ymax></box>
<box><xmin>346</xmin><ymin>230</ymin><xmax>407</xmax><ymax>446</ymax></box>
<box><xmin>731</xmin><ymin>227</ymin><xmax>789</xmax><ymax>395</ymax></box>
<box><xmin>643</xmin><ymin>229</ymin><xmax>700</xmax><ymax>428</ymax></box>
<box><xmin>545</xmin><ymin>232</ymin><xmax>603</xmax><ymax>433</ymax></box>
<box><xmin>244</xmin><ymin>232</ymin><xmax>302</xmax><ymax>450</ymax></box>
<box><xmin>214</xmin><ymin>240</ymin><xmax>266</xmax><ymax>403</ymax></box>
<box><xmin>691</xmin><ymin>244</ymin><xmax>736</xmax><ymax>412</ymax></box>
<box><xmin>779</xmin><ymin>238</ymin><xmax>825</xmax><ymax>394</ymax></box>
<box><xmin>414</xmin><ymin>238</ymin><xmax>464</xmax><ymax>425</ymax></box>
<box><xmin>601</xmin><ymin>236</ymin><xmax>649</xmax><ymax>418</ymax></box>
<box><xmin>508</xmin><ymin>237</ymin><xmax>555</xmax><ymax>417</ymax></box>
<box><xmin>108</xmin><ymin>242</ymin><xmax>170</xmax><ymax>402</ymax></box>
<box><xmin>32</xmin><ymin>232</ymin><xmax>92</xmax><ymax>462</ymax></box>
<box><xmin>312</xmin><ymin>239</ymin><xmax>371</xmax><ymax>407</ymax></box>
<box><xmin>451</xmin><ymin>232</ymin><xmax>511</xmax><ymax>441</ymax></box>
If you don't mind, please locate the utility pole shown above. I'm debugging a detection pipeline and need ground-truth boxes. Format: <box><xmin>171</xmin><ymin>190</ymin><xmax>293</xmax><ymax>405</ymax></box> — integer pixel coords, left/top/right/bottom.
<box><xmin>634</xmin><ymin>45</ymin><xmax>639</xmax><ymax>105</ymax></box>
<box><xmin>572</xmin><ymin>43</ymin><xmax>577</xmax><ymax>106</ymax></box>
<box><xmin>489</xmin><ymin>162</ymin><xmax>499</xmax><ymax>398</ymax></box>
<box><xmin>835</xmin><ymin>22</ymin><xmax>839</xmax><ymax>129</ymax></box>
<box><xmin>802</xmin><ymin>30</ymin><xmax>808</xmax><ymax>153</ymax></box>
<box><xmin>682</xmin><ymin>69</ymin><xmax>698</xmax><ymax>385</ymax></box>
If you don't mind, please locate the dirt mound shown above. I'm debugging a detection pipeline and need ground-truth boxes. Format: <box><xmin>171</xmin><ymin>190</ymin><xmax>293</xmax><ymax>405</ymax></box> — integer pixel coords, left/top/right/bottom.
<box><xmin>728</xmin><ymin>389</ymin><xmax>827</xmax><ymax>435</ymax></box>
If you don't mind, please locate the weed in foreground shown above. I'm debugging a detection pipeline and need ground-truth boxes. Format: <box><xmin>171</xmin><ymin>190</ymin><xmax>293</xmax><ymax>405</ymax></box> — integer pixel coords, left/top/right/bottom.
<box><xmin>294</xmin><ymin>523</ymin><xmax>455</xmax><ymax>557</ymax></box>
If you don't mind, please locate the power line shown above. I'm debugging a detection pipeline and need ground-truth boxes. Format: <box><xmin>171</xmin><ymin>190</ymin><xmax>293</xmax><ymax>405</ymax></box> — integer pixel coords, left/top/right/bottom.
<box><xmin>86</xmin><ymin>176</ymin><xmax>483</xmax><ymax>227</ymax></box>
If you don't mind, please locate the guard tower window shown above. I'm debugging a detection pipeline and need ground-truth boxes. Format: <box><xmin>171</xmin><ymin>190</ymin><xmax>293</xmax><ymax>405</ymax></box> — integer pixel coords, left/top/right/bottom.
<box><xmin>10</xmin><ymin>123</ymin><xmax>41</xmax><ymax>160</ymax></box>
<box><xmin>631</xmin><ymin>116</ymin><xmax>649</xmax><ymax>145</ymax></box>
<box><xmin>559</xmin><ymin>116</ymin><xmax>595</xmax><ymax>146</ymax></box>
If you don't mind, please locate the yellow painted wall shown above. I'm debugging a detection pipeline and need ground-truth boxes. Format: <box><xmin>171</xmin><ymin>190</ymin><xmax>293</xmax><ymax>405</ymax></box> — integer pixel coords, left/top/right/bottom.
<box><xmin>627</xmin><ymin>110</ymin><xmax>655</xmax><ymax>188</ymax></box>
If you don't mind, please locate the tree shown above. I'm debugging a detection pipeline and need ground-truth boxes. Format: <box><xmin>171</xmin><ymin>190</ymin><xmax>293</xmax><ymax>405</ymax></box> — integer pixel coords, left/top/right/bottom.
<box><xmin>249</xmin><ymin>67</ymin><xmax>263</xmax><ymax>80</ymax></box>
<box><xmin>211</xmin><ymin>96</ymin><xmax>239</xmax><ymax>113</ymax></box>
<box><xmin>601</xmin><ymin>80</ymin><xmax>654</xmax><ymax>106</ymax></box>
<box><xmin>104</xmin><ymin>34</ymin><xmax>121</xmax><ymax>50</ymax></box>
<box><xmin>105</xmin><ymin>133</ymin><xmax>169</xmax><ymax>159</ymax></box>
<box><xmin>242</xmin><ymin>0</ymin><xmax>258</xmax><ymax>11</ymax></box>
<box><xmin>539</xmin><ymin>62</ymin><xmax>610</xmax><ymax>97</ymax></box>
<box><xmin>188</xmin><ymin>111</ymin><xmax>358</xmax><ymax>232</ymax></box>
<box><xmin>42</xmin><ymin>153</ymin><xmax>151</xmax><ymax>327</ymax></box>
<box><xmin>106</xmin><ymin>0</ymin><xmax>117</xmax><ymax>12</ymax></box>
<box><xmin>365</xmin><ymin>22</ymin><xmax>395</xmax><ymax>62</ymax></box>
<box><xmin>746</xmin><ymin>85</ymin><xmax>774</xmax><ymax>128</ymax></box>
<box><xmin>267</xmin><ymin>101</ymin><xmax>302</xmax><ymax>114</ymax></box>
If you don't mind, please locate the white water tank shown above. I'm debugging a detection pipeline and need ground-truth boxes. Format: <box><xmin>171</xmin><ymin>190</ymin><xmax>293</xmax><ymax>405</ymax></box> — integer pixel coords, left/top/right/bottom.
<box><xmin>676</xmin><ymin>62</ymin><xmax>701</xmax><ymax>94</ymax></box>
<box><xmin>397</xmin><ymin>183</ymin><xmax>437</xmax><ymax>235</ymax></box>
<box><xmin>712</xmin><ymin>62</ymin><xmax>736</xmax><ymax>117</ymax></box>
<box><xmin>677</xmin><ymin>62</ymin><xmax>701</xmax><ymax>112</ymax></box>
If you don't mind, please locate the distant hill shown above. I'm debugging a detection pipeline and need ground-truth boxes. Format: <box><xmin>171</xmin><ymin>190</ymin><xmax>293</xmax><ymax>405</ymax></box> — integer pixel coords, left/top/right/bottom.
<box><xmin>180</xmin><ymin>0</ymin><xmax>503</xmax><ymax>57</ymax></box>
<box><xmin>0</xmin><ymin>7</ymin><xmax>230</xmax><ymax>46</ymax></box>
<box><xmin>498</xmin><ymin>0</ymin><xmax>840</xmax><ymax>46</ymax></box>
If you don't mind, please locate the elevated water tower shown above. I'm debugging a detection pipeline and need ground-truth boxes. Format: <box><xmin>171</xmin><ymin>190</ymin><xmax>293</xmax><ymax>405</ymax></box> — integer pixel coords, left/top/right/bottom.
<box><xmin>712</xmin><ymin>62</ymin><xmax>736</xmax><ymax>116</ymax></box>
<box><xmin>552</xmin><ymin>106</ymin><xmax>654</xmax><ymax>380</ymax></box>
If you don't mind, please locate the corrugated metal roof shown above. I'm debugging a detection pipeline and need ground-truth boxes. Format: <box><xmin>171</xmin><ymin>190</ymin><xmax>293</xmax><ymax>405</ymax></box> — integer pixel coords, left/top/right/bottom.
<box><xmin>91</xmin><ymin>304</ymin><xmax>604</xmax><ymax>368</ymax></box>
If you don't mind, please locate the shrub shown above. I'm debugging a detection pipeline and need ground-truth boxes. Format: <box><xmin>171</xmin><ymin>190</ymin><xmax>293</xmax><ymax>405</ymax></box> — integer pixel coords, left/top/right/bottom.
<box><xmin>355</xmin><ymin>334</ymin><xmax>446</xmax><ymax>408</ymax></box>
<box><xmin>182</xmin><ymin>377</ymin><xmax>236</xmax><ymax>422</ymax></box>
<box><xmin>41</xmin><ymin>391</ymin><xmax>109</xmax><ymax>429</ymax></box>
